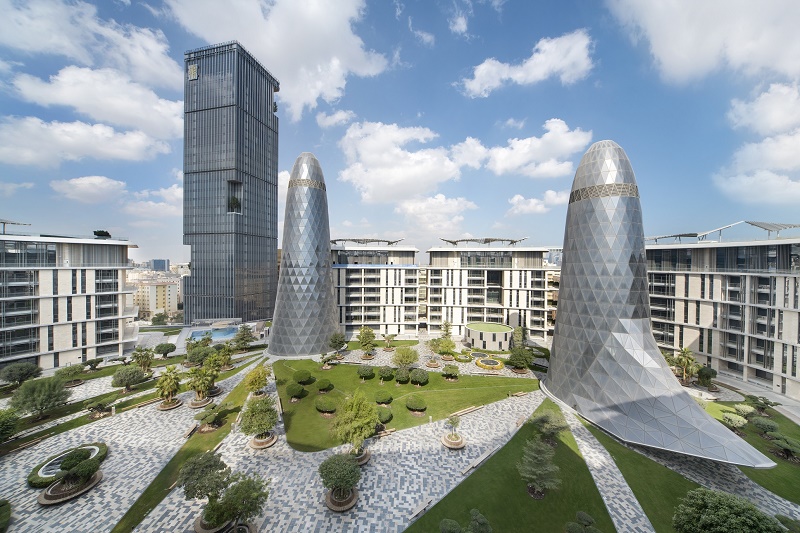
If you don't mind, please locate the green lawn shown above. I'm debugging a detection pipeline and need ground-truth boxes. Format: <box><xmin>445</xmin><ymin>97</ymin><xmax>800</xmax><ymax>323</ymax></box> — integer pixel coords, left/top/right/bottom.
<box><xmin>139</xmin><ymin>327</ymin><xmax>183</xmax><ymax>334</ymax></box>
<box><xmin>344</xmin><ymin>339</ymin><xmax>419</xmax><ymax>351</ymax></box>
<box><xmin>273</xmin><ymin>359</ymin><xmax>538</xmax><ymax>452</ymax></box>
<box><xmin>585</xmin><ymin>424</ymin><xmax>699</xmax><ymax>532</ymax></box>
<box><xmin>705</xmin><ymin>402</ymin><xmax>800</xmax><ymax>504</ymax></box>
<box><xmin>405</xmin><ymin>399</ymin><xmax>615</xmax><ymax>533</ymax></box>
<box><xmin>465</xmin><ymin>322</ymin><xmax>513</xmax><ymax>333</ymax></box>
<box><xmin>110</xmin><ymin>359</ymin><xmax>258</xmax><ymax>533</ymax></box>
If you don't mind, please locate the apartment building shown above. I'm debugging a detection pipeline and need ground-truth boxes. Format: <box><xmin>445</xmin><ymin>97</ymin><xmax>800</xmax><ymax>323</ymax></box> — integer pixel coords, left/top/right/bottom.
<box><xmin>1</xmin><ymin>233</ymin><xmax>137</xmax><ymax>369</ymax></box>
<box><xmin>646</xmin><ymin>228</ymin><xmax>800</xmax><ymax>400</ymax></box>
<box><xmin>132</xmin><ymin>279</ymin><xmax>179</xmax><ymax>319</ymax></box>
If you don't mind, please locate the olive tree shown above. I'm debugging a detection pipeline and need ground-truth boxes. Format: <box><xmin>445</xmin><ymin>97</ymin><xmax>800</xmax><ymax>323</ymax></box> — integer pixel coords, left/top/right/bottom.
<box><xmin>330</xmin><ymin>390</ymin><xmax>378</xmax><ymax>454</ymax></box>
<box><xmin>112</xmin><ymin>366</ymin><xmax>146</xmax><ymax>392</ymax></box>
<box><xmin>203</xmin><ymin>474</ymin><xmax>270</xmax><ymax>528</ymax></box>
<box><xmin>10</xmin><ymin>377</ymin><xmax>71</xmax><ymax>419</ymax></box>
<box><xmin>392</xmin><ymin>346</ymin><xmax>419</xmax><ymax>369</ymax></box>
<box><xmin>318</xmin><ymin>454</ymin><xmax>360</xmax><ymax>501</ymax></box>
<box><xmin>357</xmin><ymin>326</ymin><xmax>376</xmax><ymax>354</ymax></box>
<box><xmin>673</xmin><ymin>488</ymin><xmax>783</xmax><ymax>533</ymax></box>
<box><xmin>0</xmin><ymin>362</ymin><xmax>41</xmax><ymax>386</ymax></box>
<box><xmin>232</xmin><ymin>325</ymin><xmax>257</xmax><ymax>351</ymax></box>
<box><xmin>0</xmin><ymin>408</ymin><xmax>19</xmax><ymax>442</ymax></box>
<box><xmin>154</xmin><ymin>343</ymin><xmax>176</xmax><ymax>359</ymax></box>
<box><xmin>240</xmin><ymin>396</ymin><xmax>279</xmax><ymax>439</ymax></box>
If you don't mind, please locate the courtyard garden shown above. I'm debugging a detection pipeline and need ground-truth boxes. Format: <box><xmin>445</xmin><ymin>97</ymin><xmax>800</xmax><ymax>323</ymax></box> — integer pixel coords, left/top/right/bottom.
<box><xmin>273</xmin><ymin>358</ymin><xmax>538</xmax><ymax>451</ymax></box>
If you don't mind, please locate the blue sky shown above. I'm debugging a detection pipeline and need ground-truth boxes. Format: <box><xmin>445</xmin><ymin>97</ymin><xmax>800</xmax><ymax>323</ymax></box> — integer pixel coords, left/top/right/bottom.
<box><xmin>1</xmin><ymin>0</ymin><xmax>800</xmax><ymax>262</ymax></box>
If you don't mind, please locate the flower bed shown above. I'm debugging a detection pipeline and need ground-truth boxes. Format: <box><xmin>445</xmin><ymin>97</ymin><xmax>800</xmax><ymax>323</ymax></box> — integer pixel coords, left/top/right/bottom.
<box><xmin>475</xmin><ymin>357</ymin><xmax>504</xmax><ymax>370</ymax></box>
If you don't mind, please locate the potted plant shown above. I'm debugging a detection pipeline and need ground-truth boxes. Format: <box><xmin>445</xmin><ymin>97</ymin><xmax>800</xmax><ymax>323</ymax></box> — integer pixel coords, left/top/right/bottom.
<box><xmin>155</xmin><ymin>365</ymin><xmax>182</xmax><ymax>410</ymax></box>
<box><xmin>382</xmin><ymin>333</ymin><xmax>396</xmax><ymax>352</ymax></box>
<box><xmin>186</xmin><ymin>367</ymin><xmax>215</xmax><ymax>408</ymax></box>
<box><xmin>442</xmin><ymin>364</ymin><xmax>460</xmax><ymax>382</ymax></box>
<box><xmin>330</xmin><ymin>391</ymin><xmax>378</xmax><ymax>465</ymax></box>
<box><xmin>442</xmin><ymin>415</ymin><xmax>465</xmax><ymax>449</ymax></box>
<box><xmin>240</xmin><ymin>395</ymin><xmax>279</xmax><ymax>449</ymax></box>
<box><xmin>426</xmin><ymin>355</ymin><xmax>441</xmax><ymax>368</ymax></box>
<box><xmin>243</xmin><ymin>365</ymin><xmax>270</xmax><ymax>396</ymax></box>
<box><xmin>131</xmin><ymin>347</ymin><xmax>155</xmax><ymax>376</ymax></box>
<box><xmin>319</xmin><ymin>454</ymin><xmax>360</xmax><ymax>512</ymax></box>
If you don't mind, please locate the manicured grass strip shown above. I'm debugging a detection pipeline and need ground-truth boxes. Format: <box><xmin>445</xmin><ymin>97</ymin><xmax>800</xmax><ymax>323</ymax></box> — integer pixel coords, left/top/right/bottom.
<box><xmin>139</xmin><ymin>327</ymin><xmax>183</xmax><ymax>334</ymax></box>
<box><xmin>110</xmin><ymin>359</ymin><xmax>258</xmax><ymax>533</ymax></box>
<box><xmin>585</xmin><ymin>423</ymin><xmax>699</xmax><ymax>532</ymax></box>
<box><xmin>273</xmin><ymin>359</ymin><xmax>538</xmax><ymax>452</ymax></box>
<box><xmin>405</xmin><ymin>399</ymin><xmax>615</xmax><ymax>533</ymax></box>
<box><xmin>465</xmin><ymin>322</ymin><xmax>513</xmax><ymax>333</ymax></box>
<box><xmin>704</xmin><ymin>402</ymin><xmax>800</xmax><ymax>505</ymax></box>
<box><xmin>345</xmin><ymin>339</ymin><xmax>419</xmax><ymax>351</ymax></box>
<box><xmin>0</xmin><ymin>355</ymin><xmax>259</xmax><ymax>455</ymax></box>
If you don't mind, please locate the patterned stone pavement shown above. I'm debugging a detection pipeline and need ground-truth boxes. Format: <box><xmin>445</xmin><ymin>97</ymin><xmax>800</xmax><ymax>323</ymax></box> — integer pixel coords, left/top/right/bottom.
<box><xmin>136</xmin><ymin>385</ymin><xmax>544</xmax><ymax>533</ymax></box>
<box><xmin>564</xmin><ymin>411</ymin><xmax>655</xmax><ymax>533</ymax></box>
<box><xmin>0</xmin><ymin>357</ymin><xmax>262</xmax><ymax>533</ymax></box>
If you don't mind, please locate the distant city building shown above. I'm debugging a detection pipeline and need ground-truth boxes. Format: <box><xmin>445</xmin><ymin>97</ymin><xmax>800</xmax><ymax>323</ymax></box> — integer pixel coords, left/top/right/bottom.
<box><xmin>331</xmin><ymin>239</ymin><xmax>420</xmax><ymax>338</ymax></box>
<box><xmin>169</xmin><ymin>263</ymin><xmax>191</xmax><ymax>277</ymax></box>
<box><xmin>182</xmin><ymin>41</ymin><xmax>280</xmax><ymax>324</ymax></box>
<box><xmin>0</xmin><ymin>233</ymin><xmax>137</xmax><ymax>369</ymax></box>
<box><xmin>270</xmin><ymin>153</ymin><xmax>338</xmax><ymax>356</ymax></box>
<box><xmin>151</xmin><ymin>259</ymin><xmax>170</xmax><ymax>271</ymax></box>
<box><xmin>646</xmin><ymin>228</ymin><xmax>800</xmax><ymax>401</ymax></box>
<box><xmin>548</xmin><ymin>140</ymin><xmax>772</xmax><ymax>468</ymax></box>
<box><xmin>132</xmin><ymin>279</ymin><xmax>179</xmax><ymax>319</ymax></box>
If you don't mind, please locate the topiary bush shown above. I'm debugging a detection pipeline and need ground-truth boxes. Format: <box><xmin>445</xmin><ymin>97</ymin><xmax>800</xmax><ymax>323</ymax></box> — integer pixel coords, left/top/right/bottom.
<box><xmin>63</xmin><ymin>458</ymin><xmax>100</xmax><ymax>486</ymax></box>
<box><xmin>293</xmin><ymin>369</ymin><xmax>313</xmax><ymax>385</ymax></box>
<box><xmin>378</xmin><ymin>366</ymin><xmax>394</xmax><ymax>382</ymax></box>
<box><xmin>377</xmin><ymin>406</ymin><xmax>393</xmax><ymax>425</ymax></box>
<box><xmin>442</xmin><ymin>364</ymin><xmax>459</xmax><ymax>379</ymax></box>
<box><xmin>0</xmin><ymin>500</ymin><xmax>9</xmax><ymax>533</ymax></box>
<box><xmin>734</xmin><ymin>404</ymin><xmax>755</xmax><ymax>418</ymax></box>
<box><xmin>286</xmin><ymin>383</ymin><xmax>304</xmax><ymax>399</ymax></box>
<box><xmin>357</xmin><ymin>365</ymin><xmax>374</xmax><ymax>381</ymax></box>
<box><xmin>406</xmin><ymin>394</ymin><xmax>427</xmax><ymax>412</ymax></box>
<box><xmin>752</xmin><ymin>416</ymin><xmax>779</xmax><ymax>435</ymax></box>
<box><xmin>60</xmin><ymin>448</ymin><xmax>91</xmax><ymax>471</ymax></box>
<box><xmin>395</xmin><ymin>367</ymin><xmax>410</xmax><ymax>383</ymax></box>
<box><xmin>27</xmin><ymin>442</ymin><xmax>108</xmax><ymax>488</ymax></box>
<box><xmin>375</xmin><ymin>390</ymin><xmax>392</xmax><ymax>404</ymax></box>
<box><xmin>410</xmin><ymin>368</ymin><xmax>429</xmax><ymax>386</ymax></box>
<box><xmin>316</xmin><ymin>379</ymin><xmax>332</xmax><ymax>392</ymax></box>
<box><xmin>315</xmin><ymin>396</ymin><xmax>337</xmax><ymax>414</ymax></box>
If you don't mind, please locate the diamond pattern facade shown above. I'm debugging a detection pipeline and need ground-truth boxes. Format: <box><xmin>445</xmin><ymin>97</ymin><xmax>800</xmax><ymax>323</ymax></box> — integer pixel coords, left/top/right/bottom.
<box><xmin>548</xmin><ymin>140</ymin><xmax>774</xmax><ymax>468</ymax></box>
<box><xmin>269</xmin><ymin>153</ymin><xmax>338</xmax><ymax>357</ymax></box>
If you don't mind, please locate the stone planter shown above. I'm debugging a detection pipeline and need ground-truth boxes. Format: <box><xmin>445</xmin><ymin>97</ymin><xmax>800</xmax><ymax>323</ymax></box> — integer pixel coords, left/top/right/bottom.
<box><xmin>335</xmin><ymin>354</ymin><xmax>344</xmax><ymax>360</ymax></box>
<box><xmin>325</xmin><ymin>488</ymin><xmax>359</xmax><ymax>512</ymax></box>
<box><xmin>38</xmin><ymin>471</ymin><xmax>103</xmax><ymax>505</ymax></box>
<box><xmin>408</xmin><ymin>409</ymin><xmax>426</xmax><ymax>417</ymax></box>
<box><xmin>64</xmin><ymin>379</ymin><xmax>85</xmax><ymax>388</ymax></box>
<box><xmin>441</xmin><ymin>433</ymin><xmax>466</xmax><ymax>449</ymax></box>
<box><xmin>426</xmin><ymin>361</ymin><xmax>440</xmax><ymax>368</ymax></box>
<box><xmin>156</xmin><ymin>399</ymin><xmax>183</xmax><ymax>411</ymax></box>
<box><xmin>352</xmin><ymin>448</ymin><xmax>371</xmax><ymax>466</ymax></box>
<box><xmin>207</xmin><ymin>386</ymin><xmax>223</xmax><ymax>398</ymax></box>
<box><xmin>189</xmin><ymin>397</ymin><xmax>213</xmax><ymax>409</ymax></box>
<box><xmin>193</xmin><ymin>515</ymin><xmax>231</xmax><ymax>533</ymax></box>
<box><xmin>511</xmin><ymin>367</ymin><xmax>529</xmax><ymax>374</ymax></box>
<box><xmin>361</xmin><ymin>354</ymin><xmax>375</xmax><ymax>361</ymax></box>
<box><xmin>382</xmin><ymin>347</ymin><xmax>395</xmax><ymax>352</ymax></box>
<box><xmin>248</xmin><ymin>431</ymin><xmax>277</xmax><ymax>450</ymax></box>
<box><xmin>441</xmin><ymin>355</ymin><xmax>455</xmax><ymax>362</ymax></box>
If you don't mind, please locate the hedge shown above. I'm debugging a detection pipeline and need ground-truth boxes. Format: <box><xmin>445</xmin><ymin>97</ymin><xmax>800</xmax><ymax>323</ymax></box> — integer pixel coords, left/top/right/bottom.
<box><xmin>395</xmin><ymin>367</ymin><xmax>410</xmax><ymax>383</ymax></box>
<box><xmin>375</xmin><ymin>390</ymin><xmax>392</xmax><ymax>404</ymax></box>
<box><xmin>378</xmin><ymin>406</ymin><xmax>393</xmax><ymax>424</ymax></box>
<box><xmin>405</xmin><ymin>394</ymin><xmax>427</xmax><ymax>411</ymax></box>
<box><xmin>316</xmin><ymin>379</ymin><xmax>332</xmax><ymax>392</ymax></box>
<box><xmin>27</xmin><ymin>442</ymin><xmax>109</xmax><ymax>488</ymax></box>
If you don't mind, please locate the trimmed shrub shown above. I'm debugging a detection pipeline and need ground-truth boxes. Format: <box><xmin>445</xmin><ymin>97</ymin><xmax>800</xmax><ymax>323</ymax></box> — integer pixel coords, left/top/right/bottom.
<box><xmin>293</xmin><ymin>369</ymin><xmax>313</xmax><ymax>385</ymax></box>
<box><xmin>286</xmin><ymin>383</ymin><xmax>304</xmax><ymax>399</ymax></box>
<box><xmin>395</xmin><ymin>367</ymin><xmax>410</xmax><ymax>383</ymax></box>
<box><xmin>723</xmin><ymin>412</ymin><xmax>747</xmax><ymax>430</ymax></box>
<box><xmin>357</xmin><ymin>365</ymin><xmax>374</xmax><ymax>380</ymax></box>
<box><xmin>316</xmin><ymin>379</ymin><xmax>332</xmax><ymax>392</ymax></box>
<box><xmin>375</xmin><ymin>390</ymin><xmax>393</xmax><ymax>404</ymax></box>
<box><xmin>187</xmin><ymin>346</ymin><xmax>215</xmax><ymax>366</ymax></box>
<box><xmin>377</xmin><ymin>406</ymin><xmax>393</xmax><ymax>424</ymax></box>
<box><xmin>442</xmin><ymin>364</ymin><xmax>460</xmax><ymax>379</ymax></box>
<box><xmin>60</xmin><ymin>448</ymin><xmax>91</xmax><ymax>471</ymax></box>
<box><xmin>410</xmin><ymin>368</ymin><xmax>429</xmax><ymax>386</ymax></box>
<box><xmin>64</xmin><ymin>458</ymin><xmax>100</xmax><ymax>485</ymax></box>
<box><xmin>85</xmin><ymin>358</ymin><xmax>103</xmax><ymax>371</ymax></box>
<box><xmin>0</xmin><ymin>500</ymin><xmax>9</xmax><ymax>533</ymax></box>
<box><xmin>752</xmin><ymin>416</ymin><xmax>779</xmax><ymax>434</ymax></box>
<box><xmin>315</xmin><ymin>396</ymin><xmax>337</xmax><ymax>414</ymax></box>
<box><xmin>27</xmin><ymin>442</ymin><xmax>108</xmax><ymax>488</ymax></box>
<box><xmin>111</xmin><ymin>366</ymin><xmax>146</xmax><ymax>391</ymax></box>
<box><xmin>734</xmin><ymin>404</ymin><xmax>755</xmax><ymax>418</ymax></box>
<box><xmin>406</xmin><ymin>394</ymin><xmax>427</xmax><ymax>411</ymax></box>
<box><xmin>378</xmin><ymin>366</ymin><xmax>394</xmax><ymax>382</ymax></box>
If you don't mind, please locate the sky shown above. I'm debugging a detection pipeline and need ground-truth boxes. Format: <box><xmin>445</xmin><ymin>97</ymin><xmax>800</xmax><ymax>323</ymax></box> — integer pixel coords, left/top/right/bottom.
<box><xmin>2</xmin><ymin>0</ymin><xmax>800</xmax><ymax>263</ymax></box>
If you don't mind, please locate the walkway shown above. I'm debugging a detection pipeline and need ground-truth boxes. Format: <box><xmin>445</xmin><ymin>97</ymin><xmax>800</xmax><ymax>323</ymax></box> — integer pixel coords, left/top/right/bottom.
<box><xmin>0</xmin><ymin>358</ymin><xmax>262</xmax><ymax>532</ymax></box>
<box><xmin>136</xmin><ymin>387</ymin><xmax>544</xmax><ymax>532</ymax></box>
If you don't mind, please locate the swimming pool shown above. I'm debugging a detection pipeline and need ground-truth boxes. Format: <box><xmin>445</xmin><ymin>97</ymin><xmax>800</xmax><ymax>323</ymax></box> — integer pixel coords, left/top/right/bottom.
<box><xmin>189</xmin><ymin>326</ymin><xmax>239</xmax><ymax>342</ymax></box>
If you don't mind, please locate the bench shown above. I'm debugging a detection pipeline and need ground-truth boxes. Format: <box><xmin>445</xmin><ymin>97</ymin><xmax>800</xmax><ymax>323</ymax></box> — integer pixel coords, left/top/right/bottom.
<box><xmin>511</xmin><ymin>391</ymin><xmax>528</xmax><ymax>397</ymax></box>
<box><xmin>183</xmin><ymin>423</ymin><xmax>198</xmax><ymax>439</ymax></box>
<box><xmin>461</xmin><ymin>444</ymin><xmax>500</xmax><ymax>476</ymax></box>
<box><xmin>471</xmin><ymin>371</ymin><xmax>500</xmax><ymax>376</ymax></box>
<box><xmin>338</xmin><ymin>360</ymin><xmax>364</xmax><ymax>365</ymax></box>
<box><xmin>450</xmin><ymin>405</ymin><xmax>483</xmax><ymax>418</ymax></box>
<box><xmin>375</xmin><ymin>428</ymin><xmax>396</xmax><ymax>438</ymax></box>
<box><xmin>135</xmin><ymin>397</ymin><xmax>162</xmax><ymax>408</ymax></box>
<box><xmin>409</xmin><ymin>495</ymin><xmax>433</xmax><ymax>519</ymax></box>
<box><xmin>9</xmin><ymin>433</ymin><xmax>54</xmax><ymax>453</ymax></box>
<box><xmin>516</xmin><ymin>416</ymin><xmax>527</xmax><ymax>427</ymax></box>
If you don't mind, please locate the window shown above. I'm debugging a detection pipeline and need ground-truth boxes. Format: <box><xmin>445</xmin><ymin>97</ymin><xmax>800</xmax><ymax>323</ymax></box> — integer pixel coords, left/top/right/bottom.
<box><xmin>700</xmin><ymin>275</ymin><xmax>705</xmax><ymax>299</ymax></box>
<box><xmin>684</xmin><ymin>274</ymin><xmax>689</xmax><ymax>298</ymax></box>
<box><xmin>53</xmin><ymin>352</ymin><xmax>59</xmax><ymax>368</ymax></box>
<box><xmin>71</xmin><ymin>269</ymin><xmax>77</xmax><ymax>294</ymax></box>
<box><xmin>80</xmin><ymin>270</ymin><xmax>86</xmax><ymax>294</ymax></box>
<box><xmin>86</xmin><ymin>296</ymin><xmax>91</xmax><ymax>319</ymax></box>
<box><xmin>48</xmin><ymin>325</ymin><xmax>54</xmax><ymax>351</ymax></box>
<box><xmin>66</xmin><ymin>297</ymin><xmax>72</xmax><ymax>321</ymax></box>
<box><xmin>52</xmin><ymin>270</ymin><xmax>58</xmax><ymax>294</ymax></box>
<box><xmin>695</xmin><ymin>301</ymin><xmax>700</xmax><ymax>325</ymax></box>
<box><xmin>698</xmin><ymin>329</ymin><xmax>704</xmax><ymax>353</ymax></box>
<box><xmin>53</xmin><ymin>298</ymin><xmax>59</xmax><ymax>322</ymax></box>
<box><xmin>72</xmin><ymin>323</ymin><xmax>78</xmax><ymax>347</ymax></box>
<box><xmin>707</xmin><ymin>330</ymin><xmax>713</xmax><ymax>354</ymax></box>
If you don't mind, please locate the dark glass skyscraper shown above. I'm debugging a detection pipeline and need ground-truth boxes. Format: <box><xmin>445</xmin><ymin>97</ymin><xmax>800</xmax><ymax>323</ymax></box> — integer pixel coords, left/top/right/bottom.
<box><xmin>183</xmin><ymin>42</ymin><xmax>279</xmax><ymax>324</ymax></box>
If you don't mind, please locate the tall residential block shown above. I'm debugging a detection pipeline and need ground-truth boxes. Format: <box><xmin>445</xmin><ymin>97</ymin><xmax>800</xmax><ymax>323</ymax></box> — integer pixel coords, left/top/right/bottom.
<box><xmin>1</xmin><ymin>233</ymin><xmax>137</xmax><ymax>369</ymax></box>
<box><xmin>183</xmin><ymin>41</ymin><xmax>279</xmax><ymax>324</ymax></box>
<box><xmin>547</xmin><ymin>140</ymin><xmax>772</xmax><ymax>468</ymax></box>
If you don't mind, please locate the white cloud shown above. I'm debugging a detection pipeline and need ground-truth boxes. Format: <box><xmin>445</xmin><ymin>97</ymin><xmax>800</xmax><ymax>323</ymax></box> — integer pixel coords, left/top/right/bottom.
<box><xmin>339</xmin><ymin>121</ymin><xmax>461</xmax><ymax>203</ymax></box>
<box><xmin>166</xmin><ymin>0</ymin><xmax>387</xmax><ymax>121</ymax></box>
<box><xmin>13</xmin><ymin>66</ymin><xmax>183</xmax><ymax>139</ymax></box>
<box><xmin>608</xmin><ymin>0</ymin><xmax>800</xmax><ymax>83</ymax></box>
<box><xmin>395</xmin><ymin>194</ymin><xmax>477</xmax><ymax>233</ymax></box>
<box><xmin>50</xmin><ymin>176</ymin><xmax>127</xmax><ymax>203</ymax></box>
<box><xmin>449</xmin><ymin>14</ymin><xmax>468</xmax><ymax>35</ymax></box>
<box><xmin>450</xmin><ymin>137</ymin><xmax>488</xmax><ymax>169</ymax></box>
<box><xmin>486</xmin><ymin>119</ymin><xmax>592</xmax><ymax>177</ymax></box>
<box><xmin>462</xmin><ymin>29</ymin><xmax>593</xmax><ymax>97</ymax></box>
<box><xmin>276</xmin><ymin>170</ymin><xmax>290</xmax><ymax>245</ymax></box>
<box><xmin>172</xmin><ymin>169</ymin><xmax>184</xmax><ymax>182</ymax></box>
<box><xmin>0</xmin><ymin>181</ymin><xmax>33</xmax><ymax>197</ymax></box>
<box><xmin>0</xmin><ymin>0</ymin><xmax>182</xmax><ymax>89</ymax></box>
<box><xmin>125</xmin><ymin>184</ymin><xmax>183</xmax><ymax>218</ymax></box>
<box><xmin>316</xmin><ymin>109</ymin><xmax>356</xmax><ymax>129</ymax></box>
<box><xmin>0</xmin><ymin>117</ymin><xmax>170</xmax><ymax>167</ymax></box>
<box><xmin>728</xmin><ymin>83</ymin><xmax>800</xmax><ymax>137</ymax></box>
<box><xmin>393</xmin><ymin>0</ymin><xmax>404</xmax><ymax>18</ymax></box>
<box><xmin>507</xmin><ymin>190</ymin><xmax>569</xmax><ymax>215</ymax></box>
<box><xmin>504</xmin><ymin>118</ymin><xmax>525</xmax><ymax>129</ymax></box>
<box><xmin>408</xmin><ymin>17</ymin><xmax>435</xmax><ymax>47</ymax></box>
<box><xmin>713</xmin><ymin>170</ymin><xmax>800</xmax><ymax>205</ymax></box>
<box><xmin>731</xmin><ymin>130</ymin><xmax>800</xmax><ymax>174</ymax></box>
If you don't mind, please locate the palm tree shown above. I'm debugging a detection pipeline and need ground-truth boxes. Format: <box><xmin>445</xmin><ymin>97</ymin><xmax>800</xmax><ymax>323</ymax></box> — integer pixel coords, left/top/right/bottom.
<box><xmin>156</xmin><ymin>365</ymin><xmax>181</xmax><ymax>405</ymax></box>
<box><xmin>187</xmin><ymin>367</ymin><xmax>215</xmax><ymax>402</ymax></box>
<box><xmin>673</xmin><ymin>347</ymin><xmax>701</xmax><ymax>385</ymax></box>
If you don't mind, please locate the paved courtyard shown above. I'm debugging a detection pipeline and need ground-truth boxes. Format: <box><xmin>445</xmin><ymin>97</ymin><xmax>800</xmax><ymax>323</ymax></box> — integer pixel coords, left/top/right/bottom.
<box><xmin>0</xmin><ymin>358</ymin><xmax>262</xmax><ymax>533</ymax></box>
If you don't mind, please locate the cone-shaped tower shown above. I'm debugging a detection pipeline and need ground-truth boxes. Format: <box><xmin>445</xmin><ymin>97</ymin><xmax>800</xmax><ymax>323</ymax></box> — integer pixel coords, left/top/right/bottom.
<box><xmin>547</xmin><ymin>140</ymin><xmax>774</xmax><ymax>468</ymax></box>
<box><xmin>269</xmin><ymin>153</ymin><xmax>338</xmax><ymax>356</ymax></box>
